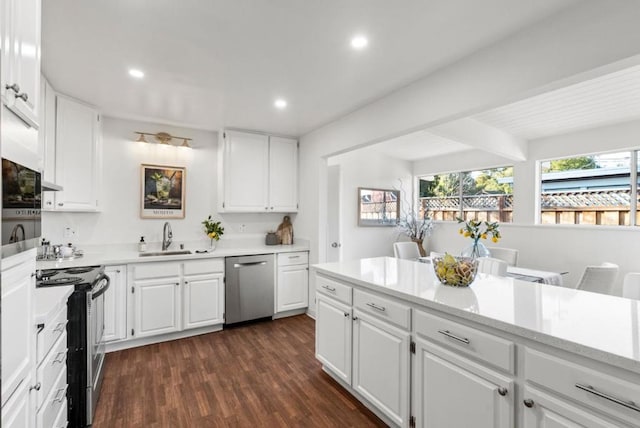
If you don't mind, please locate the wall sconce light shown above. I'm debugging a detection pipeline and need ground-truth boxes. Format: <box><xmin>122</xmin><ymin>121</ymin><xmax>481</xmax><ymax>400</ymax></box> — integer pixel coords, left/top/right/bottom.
<box><xmin>134</xmin><ymin>131</ymin><xmax>192</xmax><ymax>148</ymax></box>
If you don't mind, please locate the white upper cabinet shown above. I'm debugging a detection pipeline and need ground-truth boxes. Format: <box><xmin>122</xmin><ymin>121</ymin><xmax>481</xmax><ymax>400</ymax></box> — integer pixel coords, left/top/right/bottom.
<box><xmin>219</xmin><ymin>130</ymin><xmax>298</xmax><ymax>213</ymax></box>
<box><xmin>46</xmin><ymin>95</ymin><xmax>101</xmax><ymax>211</ymax></box>
<box><xmin>1</xmin><ymin>0</ymin><xmax>41</xmax><ymax>128</ymax></box>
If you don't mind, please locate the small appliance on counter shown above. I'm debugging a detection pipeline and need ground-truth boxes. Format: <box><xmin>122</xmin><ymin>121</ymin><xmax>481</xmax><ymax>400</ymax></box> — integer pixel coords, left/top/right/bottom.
<box><xmin>265</xmin><ymin>231</ymin><xmax>279</xmax><ymax>245</ymax></box>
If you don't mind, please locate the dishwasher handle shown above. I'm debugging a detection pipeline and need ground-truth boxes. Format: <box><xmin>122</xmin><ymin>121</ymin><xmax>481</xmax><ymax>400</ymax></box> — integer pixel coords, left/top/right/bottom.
<box><xmin>233</xmin><ymin>261</ymin><xmax>267</xmax><ymax>268</ymax></box>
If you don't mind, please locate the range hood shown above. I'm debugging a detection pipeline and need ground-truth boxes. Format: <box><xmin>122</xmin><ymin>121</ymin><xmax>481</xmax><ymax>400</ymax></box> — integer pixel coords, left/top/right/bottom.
<box><xmin>42</xmin><ymin>180</ymin><xmax>63</xmax><ymax>191</ymax></box>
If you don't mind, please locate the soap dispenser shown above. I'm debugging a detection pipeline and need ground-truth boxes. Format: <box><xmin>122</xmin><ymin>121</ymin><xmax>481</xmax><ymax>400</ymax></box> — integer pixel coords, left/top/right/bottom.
<box><xmin>138</xmin><ymin>236</ymin><xmax>147</xmax><ymax>252</ymax></box>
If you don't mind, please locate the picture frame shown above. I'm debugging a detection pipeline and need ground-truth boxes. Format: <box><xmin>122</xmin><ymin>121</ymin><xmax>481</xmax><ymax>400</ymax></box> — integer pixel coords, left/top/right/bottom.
<box><xmin>140</xmin><ymin>164</ymin><xmax>186</xmax><ymax>219</ymax></box>
<box><xmin>357</xmin><ymin>187</ymin><xmax>400</xmax><ymax>227</ymax></box>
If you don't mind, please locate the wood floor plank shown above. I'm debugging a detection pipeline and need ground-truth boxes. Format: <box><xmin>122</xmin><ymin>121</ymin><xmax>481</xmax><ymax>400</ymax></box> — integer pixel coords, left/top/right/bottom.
<box><xmin>93</xmin><ymin>315</ymin><xmax>386</xmax><ymax>427</ymax></box>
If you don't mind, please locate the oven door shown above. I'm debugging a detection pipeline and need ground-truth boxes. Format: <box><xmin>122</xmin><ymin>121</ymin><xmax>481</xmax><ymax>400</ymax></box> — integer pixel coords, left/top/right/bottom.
<box><xmin>86</xmin><ymin>274</ymin><xmax>109</xmax><ymax>424</ymax></box>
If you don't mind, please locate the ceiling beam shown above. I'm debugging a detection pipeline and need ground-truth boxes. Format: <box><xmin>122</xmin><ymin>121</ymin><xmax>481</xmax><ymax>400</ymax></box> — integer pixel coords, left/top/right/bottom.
<box><xmin>429</xmin><ymin>118</ymin><xmax>527</xmax><ymax>161</ymax></box>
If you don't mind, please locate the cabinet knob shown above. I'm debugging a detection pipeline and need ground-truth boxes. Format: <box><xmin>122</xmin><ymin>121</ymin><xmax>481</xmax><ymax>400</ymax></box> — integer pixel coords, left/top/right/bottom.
<box><xmin>46</xmin><ymin>201</ymin><xmax>52</xmax><ymax>205</ymax></box>
<box><xmin>175</xmin><ymin>282</ymin><xmax>179</xmax><ymax>286</ymax></box>
<box><xmin>58</xmin><ymin>203</ymin><xmax>64</xmax><ymax>206</ymax></box>
<box><xmin>5</xmin><ymin>83</ymin><xmax>20</xmax><ymax>93</ymax></box>
<box><xmin>523</xmin><ymin>399</ymin><xmax>534</xmax><ymax>408</ymax></box>
<box><xmin>184</xmin><ymin>281</ymin><xmax>188</xmax><ymax>285</ymax></box>
<box><xmin>16</xmin><ymin>92</ymin><xmax>28</xmax><ymax>102</ymax></box>
<box><xmin>265</xmin><ymin>207</ymin><xmax>268</xmax><ymax>210</ymax></box>
<box><xmin>344</xmin><ymin>312</ymin><xmax>349</xmax><ymax>317</ymax></box>
<box><xmin>497</xmin><ymin>387</ymin><xmax>508</xmax><ymax>396</ymax></box>
<box><xmin>29</xmin><ymin>382</ymin><xmax>41</xmax><ymax>392</ymax></box>
<box><xmin>270</xmin><ymin>207</ymin><xmax>274</xmax><ymax>210</ymax></box>
<box><xmin>352</xmin><ymin>316</ymin><xmax>358</xmax><ymax>321</ymax></box>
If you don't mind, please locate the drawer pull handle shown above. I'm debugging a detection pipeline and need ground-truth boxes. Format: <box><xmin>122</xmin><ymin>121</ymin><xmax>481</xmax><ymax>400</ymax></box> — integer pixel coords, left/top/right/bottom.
<box><xmin>438</xmin><ymin>329</ymin><xmax>470</xmax><ymax>345</ymax></box>
<box><xmin>575</xmin><ymin>383</ymin><xmax>640</xmax><ymax>413</ymax></box>
<box><xmin>29</xmin><ymin>382</ymin><xmax>41</xmax><ymax>392</ymax></box>
<box><xmin>523</xmin><ymin>399</ymin><xmax>534</xmax><ymax>408</ymax></box>
<box><xmin>53</xmin><ymin>388</ymin><xmax>65</xmax><ymax>403</ymax></box>
<box><xmin>288</xmin><ymin>255</ymin><xmax>301</xmax><ymax>259</ymax></box>
<box><xmin>366</xmin><ymin>302</ymin><xmax>386</xmax><ymax>312</ymax></box>
<box><xmin>53</xmin><ymin>323</ymin><xmax>65</xmax><ymax>333</ymax></box>
<box><xmin>497</xmin><ymin>387</ymin><xmax>508</xmax><ymax>396</ymax></box>
<box><xmin>322</xmin><ymin>285</ymin><xmax>336</xmax><ymax>292</ymax></box>
<box><xmin>53</xmin><ymin>352</ymin><xmax>66</xmax><ymax>364</ymax></box>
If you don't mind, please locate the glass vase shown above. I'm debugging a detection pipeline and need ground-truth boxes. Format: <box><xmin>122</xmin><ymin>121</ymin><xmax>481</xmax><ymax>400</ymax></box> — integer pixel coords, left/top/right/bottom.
<box><xmin>209</xmin><ymin>238</ymin><xmax>217</xmax><ymax>250</ymax></box>
<box><xmin>461</xmin><ymin>240</ymin><xmax>491</xmax><ymax>259</ymax></box>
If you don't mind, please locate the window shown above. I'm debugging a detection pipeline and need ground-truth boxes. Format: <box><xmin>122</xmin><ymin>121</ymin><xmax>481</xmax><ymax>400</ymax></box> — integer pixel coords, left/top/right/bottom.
<box><xmin>357</xmin><ymin>187</ymin><xmax>400</xmax><ymax>226</ymax></box>
<box><xmin>419</xmin><ymin>167</ymin><xmax>513</xmax><ymax>222</ymax></box>
<box><xmin>539</xmin><ymin>151</ymin><xmax>639</xmax><ymax>226</ymax></box>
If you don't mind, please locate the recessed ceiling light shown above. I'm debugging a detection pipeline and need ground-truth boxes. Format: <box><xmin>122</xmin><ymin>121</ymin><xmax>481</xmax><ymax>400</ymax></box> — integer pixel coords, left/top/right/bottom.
<box><xmin>274</xmin><ymin>99</ymin><xmax>287</xmax><ymax>109</ymax></box>
<box><xmin>129</xmin><ymin>69</ymin><xmax>145</xmax><ymax>79</ymax></box>
<box><xmin>350</xmin><ymin>35</ymin><xmax>368</xmax><ymax>50</ymax></box>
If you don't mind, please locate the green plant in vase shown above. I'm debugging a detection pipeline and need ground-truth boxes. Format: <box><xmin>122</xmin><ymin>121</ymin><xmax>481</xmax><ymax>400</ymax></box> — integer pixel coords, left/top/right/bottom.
<box><xmin>456</xmin><ymin>217</ymin><xmax>500</xmax><ymax>259</ymax></box>
<box><xmin>202</xmin><ymin>215</ymin><xmax>224</xmax><ymax>249</ymax></box>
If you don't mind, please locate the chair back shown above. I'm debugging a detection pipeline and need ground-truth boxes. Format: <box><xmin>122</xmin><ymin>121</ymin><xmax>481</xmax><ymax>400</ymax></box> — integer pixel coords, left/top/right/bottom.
<box><xmin>622</xmin><ymin>273</ymin><xmax>640</xmax><ymax>300</ymax></box>
<box><xmin>393</xmin><ymin>242</ymin><xmax>421</xmax><ymax>260</ymax></box>
<box><xmin>575</xmin><ymin>263</ymin><xmax>619</xmax><ymax>295</ymax></box>
<box><xmin>477</xmin><ymin>257</ymin><xmax>508</xmax><ymax>276</ymax></box>
<box><xmin>487</xmin><ymin>247</ymin><xmax>519</xmax><ymax>267</ymax></box>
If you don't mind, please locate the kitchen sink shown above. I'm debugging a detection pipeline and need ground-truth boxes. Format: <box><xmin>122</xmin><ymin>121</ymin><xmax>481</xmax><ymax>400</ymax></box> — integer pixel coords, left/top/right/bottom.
<box><xmin>139</xmin><ymin>250</ymin><xmax>192</xmax><ymax>257</ymax></box>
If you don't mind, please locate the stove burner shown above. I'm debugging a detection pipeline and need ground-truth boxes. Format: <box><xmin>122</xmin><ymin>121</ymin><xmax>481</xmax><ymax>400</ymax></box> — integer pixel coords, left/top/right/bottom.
<box><xmin>64</xmin><ymin>267</ymin><xmax>94</xmax><ymax>274</ymax></box>
<box><xmin>38</xmin><ymin>276</ymin><xmax>83</xmax><ymax>287</ymax></box>
<box><xmin>39</xmin><ymin>269</ymin><xmax>60</xmax><ymax>277</ymax></box>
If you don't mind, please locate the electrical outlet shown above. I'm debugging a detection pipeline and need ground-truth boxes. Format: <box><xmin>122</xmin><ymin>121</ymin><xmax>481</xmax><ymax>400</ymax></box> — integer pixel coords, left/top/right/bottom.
<box><xmin>63</xmin><ymin>227</ymin><xmax>77</xmax><ymax>240</ymax></box>
<box><xmin>240</xmin><ymin>224</ymin><xmax>246</xmax><ymax>233</ymax></box>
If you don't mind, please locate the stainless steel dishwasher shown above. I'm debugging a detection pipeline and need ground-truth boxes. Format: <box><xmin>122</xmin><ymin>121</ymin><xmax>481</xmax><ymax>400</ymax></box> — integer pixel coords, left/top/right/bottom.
<box><xmin>225</xmin><ymin>254</ymin><xmax>275</xmax><ymax>325</ymax></box>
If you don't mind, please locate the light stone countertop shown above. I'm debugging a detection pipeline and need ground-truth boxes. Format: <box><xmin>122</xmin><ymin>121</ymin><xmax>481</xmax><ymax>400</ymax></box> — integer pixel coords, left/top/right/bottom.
<box><xmin>36</xmin><ymin>238</ymin><xmax>310</xmax><ymax>269</ymax></box>
<box><xmin>312</xmin><ymin>256</ymin><xmax>640</xmax><ymax>374</ymax></box>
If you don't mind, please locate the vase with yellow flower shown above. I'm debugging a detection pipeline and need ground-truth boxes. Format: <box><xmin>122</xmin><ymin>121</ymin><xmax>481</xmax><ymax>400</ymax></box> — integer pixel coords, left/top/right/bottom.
<box><xmin>457</xmin><ymin>217</ymin><xmax>500</xmax><ymax>259</ymax></box>
<box><xmin>202</xmin><ymin>215</ymin><xmax>224</xmax><ymax>250</ymax></box>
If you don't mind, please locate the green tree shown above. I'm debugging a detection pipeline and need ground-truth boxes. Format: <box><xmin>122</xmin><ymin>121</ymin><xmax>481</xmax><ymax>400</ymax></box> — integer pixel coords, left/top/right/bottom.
<box><xmin>544</xmin><ymin>156</ymin><xmax>596</xmax><ymax>172</ymax></box>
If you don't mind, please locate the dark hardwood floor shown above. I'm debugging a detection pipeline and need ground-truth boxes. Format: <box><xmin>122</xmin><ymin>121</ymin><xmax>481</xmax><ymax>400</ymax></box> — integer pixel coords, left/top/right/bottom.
<box><xmin>94</xmin><ymin>315</ymin><xmax>387</xmax><ymax>427</ymax></box>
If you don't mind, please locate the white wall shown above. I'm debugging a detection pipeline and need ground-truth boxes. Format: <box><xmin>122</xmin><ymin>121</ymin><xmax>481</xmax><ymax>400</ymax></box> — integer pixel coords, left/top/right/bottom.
<box><xmin>328</xmin><ymin>150</ymin><xmax>412</xmax><ymax>261</ymax></box>
<box><xmin>42</xmin><ymin>117</ymin><xmax>294</xmax><ymax>246</ymax></box>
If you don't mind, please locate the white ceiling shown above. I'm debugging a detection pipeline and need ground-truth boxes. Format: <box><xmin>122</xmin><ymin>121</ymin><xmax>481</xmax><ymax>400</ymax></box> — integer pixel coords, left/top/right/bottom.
<box><xmin>368</xmin><ymin>130</ymin><xmax>469</xmax><ymax>161</ymax></box>
<box><xmin>41</xmin><ymin>0</ymin><xmax>579</xmax><ymax>136</ymax></box>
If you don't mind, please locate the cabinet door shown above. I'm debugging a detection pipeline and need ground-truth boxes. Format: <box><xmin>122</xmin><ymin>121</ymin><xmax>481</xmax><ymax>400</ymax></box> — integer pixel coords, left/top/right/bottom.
<box><xmin>276</xmin><ymin>264</ymin><xmax>308</xmax><ymax>312</ymax></box>
<box><xmin>54</xmin><ymin>96</ymin><xmax>100</xmax><ymax>211</ymax></box>
<box><xmin>133</xmin><ymin>278</ymin><xmax>181</xmax><ymax>338</ymax></box>
<box><xmin>353</xmin><ymin>310</ymin><xmax>410</xmax><ymax>427</ymax></box>
<box><xmin>1</xmin><ymin>373</ymin><xmax>34</xmax><ymax>428</ymax></box>
<box><xmin>1</xmin><ymin>251</ymin><xmax>35</xmax><ymax>406</ymax></box>
<box><xmin>522</xmin><ymin>386</ymin><xmax>624</xmax><ymax>428</ymax></box>
<box><xmin>222</xmin><ymin>130</ymin><xmax>269</xmax><ymax>212</ymax></box>
<box><xmin>103</xmin><ymin>266</ymin><xmax>127</xmax><ymax>343</ymax></box>
<box><xmin>1</xmin><ymin>0</ymin><xmax>40</xmax><ymax>128</ymax></box>
<box><xmin>316</xmin><ymin>294</ymin><xmax>352</xmax><ymax>384</ymax></box>
<box><xmin>183</xmin><ymin>273</ymin><xmax>224</xmax><ymax>329</ymax></box>
<box><xmin>268</xmin><ymin>136</ymin><xmax>298</xmax><ymax>212</ymax></box>
<box><xmin>413</xmin><ymin>339</ymin><xmax>513</xmax><ymax>428</ymax></box>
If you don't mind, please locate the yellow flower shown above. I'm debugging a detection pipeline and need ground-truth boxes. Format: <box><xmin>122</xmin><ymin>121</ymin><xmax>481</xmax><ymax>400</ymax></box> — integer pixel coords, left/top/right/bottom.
<box><xmin>481</xmin><ymin>233</ymin><xmax>487</xmax><ymax>240</ymax></box>
<box><xmin>463</xmin><ymin>231</ymin><xmax>470</xmax><ymax>238</ymax></box>
<box><xmin>208</xmin><ymin>232</ymin><xmax>216</xmax><ymax>239</ymax></box>
<box><xmin>458</xmin><ymin>229</ymin><xmax>463</xmax><ymax>235</ymax></box>
<box><xmin>492</xmin><ymin>236</ymin><xmax>499</xmax><ymax>243</ymax></box>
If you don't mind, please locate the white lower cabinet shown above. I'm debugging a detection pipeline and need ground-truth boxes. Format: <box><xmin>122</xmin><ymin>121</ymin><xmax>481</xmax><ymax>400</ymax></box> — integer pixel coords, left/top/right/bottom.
<box><xmin>413</xmin><ymin>339</ymin><xmax>513</xmax><ymax>428</ymax></box>
<box><xmin>104</xmin><ymin>265</ymin><xmax>127</xmax><ymax>342</ymax></box>
<box><xmin>353</xmin><ymin>310</ymin><xmax>410</xmax><ymax>427</ymax></box>
<box><xmin>276</xmin><ymin>252</ymin><xmax>309</xmax><ymax>313</ymax></box>
<box><xmin>316</xmin><ymin>294</ymin><xmax>352</xmax><ymax>384</ymax></box>
<box><xmin>183</xmin><ymin>273</ymin><xmax>224</xmax><ymax>329</ymax></box>
<box><xmin>133</xmin><ymin>277</ymin><xmax>181</xmax><ymax>338</ymax></box>
<box><xmin>128</xmin><ymin>259</ymin><xmax>224</xmax><ymax>341</ymax></box>
<box><xmin>1</xmin><ymin>374</ymin><xmax>33</xmax><ymax>428</ymax></box>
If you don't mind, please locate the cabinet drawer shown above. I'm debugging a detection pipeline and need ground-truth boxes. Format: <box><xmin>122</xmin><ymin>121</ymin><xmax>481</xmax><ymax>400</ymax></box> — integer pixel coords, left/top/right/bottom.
<box><xmin>36</xmin><ymin>332</ymin><xmax>67</xmax><ymax>411</ymax></box>
<box><xmin>316</xmin><ymin>275</ymin><xmax>352</xmax><ymax>305</ymax></box>
<box><xmin>183</xmin><ymin>258</ymin><xmax>224</xmax><ymax>275</ymax></box>
<box><xmin>278</xmin><ymin>252</ymin><xmax>308</xmax><ymax>267</ymax></box>
<box><xmin>51</xmin><ymin>398</ymin><xmax>68</xmax><ymax>428</ymax></box>
<box><xmin>354</xmin><ymin>289</ymin><xmax>410</xmax><ymax>330</ymax></box>
<box><xmin>525</xmin><ymin>348</ymin><xmax>640</xmax><ymax>425</ymax></box>
<box><xmin>132</xmin><ymin>262</ymin><xmax>180</xmax><ymax>279</ymax></box>
<box><xmin>414</xmin><ymin>310</ymin><xmax>514</xmax><ymax>373</ymax></box>
<box><xmin>37</xmin><ymin>306</ymin><xmax>67</xmax><ymax>364</ymax></box>
<box><xmin>37</xmin><ymin>367</ymin><xmax>67</xmax><ymax>428</ymax></box>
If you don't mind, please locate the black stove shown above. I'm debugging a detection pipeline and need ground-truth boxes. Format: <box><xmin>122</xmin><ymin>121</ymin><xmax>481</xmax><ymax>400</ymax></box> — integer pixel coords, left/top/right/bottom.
<box><xmin>36</xmin><ymin>265</ymin><xmax>104</xmax><ymax>290</ymax></box>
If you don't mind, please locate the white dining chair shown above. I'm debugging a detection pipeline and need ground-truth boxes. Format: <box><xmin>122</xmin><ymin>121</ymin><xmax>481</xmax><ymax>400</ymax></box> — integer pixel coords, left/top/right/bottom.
<box><xmin>622</xmin><ymin>272</ymin><xmax>640</xmax><ymax>300</ymax></box>
<box><xmin>487</xmin><ymin>247</ymin><xmax>519</xmax><ymax>267</ymax></box>
<box><xmin>477</xmin><ymin>257</ymin><xmax>508</xmax><ymax>276</ymax></box>
<box><xmin>393</xmin><ymin>242</ymin><xmax>421</xmax><ymax>260</ymax></box>
<box><xmin>575</xmin><ymin>262</ymin><xmax>619</xmax><ymax>295</ymax></box>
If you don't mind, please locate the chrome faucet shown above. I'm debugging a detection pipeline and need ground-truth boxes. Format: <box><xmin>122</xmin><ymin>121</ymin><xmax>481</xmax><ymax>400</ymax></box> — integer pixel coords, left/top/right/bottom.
<box><xmin>162</xmin><ymin>222</ymin><xmax>173</xmax><ymax>251</ymax></box>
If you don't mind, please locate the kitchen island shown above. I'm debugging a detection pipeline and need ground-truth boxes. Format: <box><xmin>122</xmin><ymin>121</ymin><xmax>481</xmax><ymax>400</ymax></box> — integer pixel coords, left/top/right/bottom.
<box><xmin>312</xmin><ymin>257</ymin><xmax>640</xmax><ymax>428</ymax></box>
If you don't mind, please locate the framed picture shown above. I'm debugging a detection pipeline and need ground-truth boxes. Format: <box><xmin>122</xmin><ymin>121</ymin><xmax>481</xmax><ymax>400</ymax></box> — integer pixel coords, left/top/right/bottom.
<box><xmin>357</xmin><ymin>187</ymin><xmax>400</xmax><ymax>227</ymax></box>
<box><xmin>140</xmin><ymin>164</ymin><xmax>186</xmax><ymax>219</ymax></box>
